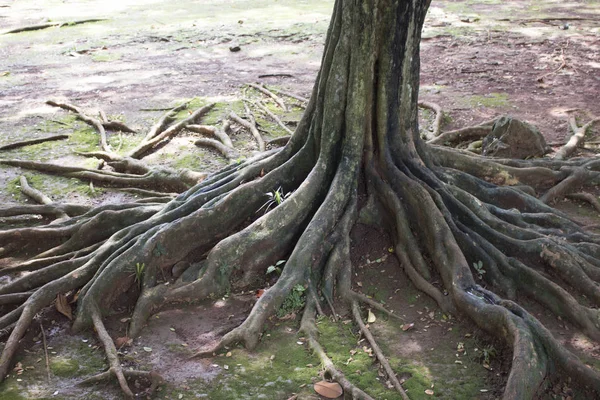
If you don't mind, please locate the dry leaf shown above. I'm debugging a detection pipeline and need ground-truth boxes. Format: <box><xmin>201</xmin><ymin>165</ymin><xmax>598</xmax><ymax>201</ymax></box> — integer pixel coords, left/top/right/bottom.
<box><xmin>367</xmin><ymin>310</ymin><xmax>376</xmax><ymax>324</ymax></box>
<box><xmin>314</xmin><ymin>380</ymin><xmax>343</xmax><ymax>399</ymax></box>
<box><xmin>425</xmin><ymin>389</ymin><xmax>434</xmax><ymax>395</ymax></box>
<box><xmin>115</xmin><ymin>336</ymin><xmax>132</xmax><ymax>348</ymax></box>
<box><xmin>256</xmin><ymin>289</ymin><xmax>265</xmax><ymax>298</ymax></box>
<box><xmin>402</xmin><ymin>323</ymin><xmax>415</xmax><ymax>331</ymax></box>
<box><xmin>56</xmin><ymin>294</ymin><xmax>72</xmax><ymax>320</ymax></box>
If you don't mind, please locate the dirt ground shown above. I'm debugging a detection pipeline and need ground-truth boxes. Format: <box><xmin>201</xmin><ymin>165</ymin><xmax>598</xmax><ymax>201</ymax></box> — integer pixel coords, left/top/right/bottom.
<box><xmin>1</xmin><ymin>0</ymin><xmax>600</xmax><ymax>399</ymax></box>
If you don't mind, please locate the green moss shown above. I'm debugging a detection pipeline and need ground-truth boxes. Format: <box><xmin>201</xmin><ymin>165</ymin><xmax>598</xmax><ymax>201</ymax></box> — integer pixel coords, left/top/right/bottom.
<box><xmin>91</xmin><ymin>52</ymin><xmax>122</xmax><ymax>62</ymax></box>
<box><xmin>159</xmin><ymin>325</ymin><xmax>320</xmax><ymax>399</ymax></box>
<box><xmin>69</xmin><ymin>127</ymin><xmax>101</xmax><ymax>152</ymax></box>
<box><xmin>0</xmin><ymin>380</ymin><xmax>27</xmax><ymax>400</ymax></box>
<box><xmin>318</xmin><ymin>319</ymin><xmax>405</xmax><ymax>400</ymax></box>
<box><xmin>463</xmin><ymin>93</ymin><xmax>510</xmax><ymax>108</ymax></box>
<box><xmin>50</xmin><ymin>357</ymin><xmax>80</xmax><ymax>377</ymax></box>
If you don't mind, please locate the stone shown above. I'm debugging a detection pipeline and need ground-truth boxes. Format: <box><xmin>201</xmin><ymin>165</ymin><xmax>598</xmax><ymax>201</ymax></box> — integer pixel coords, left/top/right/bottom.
<box><xmin>482</xmin><ymin>116</ymin><xmax>549</xmax><ymax>159</ymax></box>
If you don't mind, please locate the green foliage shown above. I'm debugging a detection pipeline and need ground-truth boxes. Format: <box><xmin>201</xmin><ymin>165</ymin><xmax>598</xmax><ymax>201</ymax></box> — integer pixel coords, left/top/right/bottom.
<box><xmin>134</xmin><ymin>262</ymin><xmax>145</xmax><ymax>287</ymax></box>
<box><xmin>258</xmin><ymin>187</ymin><xmax>292</xmax><ymax>214</ymax></box>
<box><xmin>472</xmin><ymin>260</ymin><xmax>486</xmax><ymax>280</ymax></box>
<box><xmin>480</xmin><ymin>345</ymin><xmax>497</xmax><ymax>366</ymax></box>
<box><xmin>277</xmin><ymin>284</ymin><xmax>306</xmax><ymax>317</ymax></box>
<box><xmin>266</xmin><ymin>259</ymin><xmax>286</xmax><ymax>275</ymax></box>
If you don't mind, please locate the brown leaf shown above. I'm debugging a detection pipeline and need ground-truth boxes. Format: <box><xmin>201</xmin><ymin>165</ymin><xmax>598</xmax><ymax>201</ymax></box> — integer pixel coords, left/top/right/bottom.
<box><xmin>402</xmin><ymin>323</ymin><xmax>415</xmax><ymax>331</ymax></box>
<box><xmin>114</xmin><ymin>336</ymin><xmax>132</xmax><ymax>348</ymax></box>
<box><xmin>425</xmin><ymin>389</ymin><xmax>435</xmax><ymax>395</ymax></box>
<box><xmin>314</xmin><ymin>380</ymin><xmax>343</xmax><ymax>399</ymax></box>
<box><xmin>56</xmin><ymin>294</ymin><xmax>72</xmax><ymax>320</ymax></box>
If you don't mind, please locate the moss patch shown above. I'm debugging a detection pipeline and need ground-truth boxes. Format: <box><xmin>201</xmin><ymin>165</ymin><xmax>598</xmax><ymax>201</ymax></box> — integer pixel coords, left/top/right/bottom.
<box><xmin>158</xmin><ymin>324</ymin><xmax>320</xmax><ymax>399</ymax></box>
<box><xmin>50</xmin><ymin>357</ymin><xmax>80</xmax><ymax>377</ymax></box>
<box><xmin>462</xmin><ymin>93</ymin><xmax>510</xmax><ymax>108</ymax></box>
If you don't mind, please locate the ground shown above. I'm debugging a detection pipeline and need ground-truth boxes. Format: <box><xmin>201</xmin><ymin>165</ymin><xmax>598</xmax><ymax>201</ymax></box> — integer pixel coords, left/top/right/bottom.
<box><xmin>0</xmin><ymin>0</ymin><xmax>599</xmax><ymax>399</ymax></box>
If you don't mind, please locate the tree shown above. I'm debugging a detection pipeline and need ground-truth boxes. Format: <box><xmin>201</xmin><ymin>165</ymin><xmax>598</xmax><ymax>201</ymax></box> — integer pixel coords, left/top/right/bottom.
<box><xmin>1</xmin><ymin>0</ymin><xmax>600</xmax><ymax>398</ymax></box>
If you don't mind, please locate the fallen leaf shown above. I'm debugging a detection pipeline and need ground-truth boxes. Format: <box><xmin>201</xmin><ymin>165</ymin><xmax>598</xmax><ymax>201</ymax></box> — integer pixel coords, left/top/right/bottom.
<box><xmin>367</xmin><ymin>310</ymin><xmax>377</xmax><ymax>324</ymax></box>
<box><xmin>425</xmin><ymin>389</ymin><xmax>434</xmax><ymax>395</ymax></box>
<box><xmin>115</xmin><ymin>336</ymin><xmax>132</xmax><ymax>348</ymax></box>
<box><xmin>256</xmin><ymin>289</ymin><xmax>265</xmax><ymax>298</ymax></box>
<box><xmin>143</xmin><ymin>347</ymin><xmax>152</xmax><ymax>352</ymax></box>
<box><xmin>314</xmin><ymin>380</ymin><xmax>343</xmax><ymax>399</ymax></box>
<box><xmin>402</xmin><ymin>323</ymin><xmax>415</xmax><ymax>331</ymax></box>
<box><xmin>55</xmin><ymin>294</ymin><xmax>72</xmax><ymax>320</ymax></box>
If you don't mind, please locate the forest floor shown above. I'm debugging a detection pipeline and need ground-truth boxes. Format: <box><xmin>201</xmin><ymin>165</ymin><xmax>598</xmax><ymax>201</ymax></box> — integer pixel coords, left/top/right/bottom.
<box><xmin>0</xmin><ymin>0</ymin><xmax>599</xmax><ymax>399</ymax></box>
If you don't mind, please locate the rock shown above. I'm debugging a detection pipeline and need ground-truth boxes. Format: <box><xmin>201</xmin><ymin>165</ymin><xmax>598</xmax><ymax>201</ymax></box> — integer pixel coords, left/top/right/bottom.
<box><xmin>482</xmin><ymin>116</ymin><xmax>549</xmax><ymax>159</ymax></box>
<box><xmin>229</xmin><ymin>44</ymin><xmax>241</xmax><ymax>52</ymax></box>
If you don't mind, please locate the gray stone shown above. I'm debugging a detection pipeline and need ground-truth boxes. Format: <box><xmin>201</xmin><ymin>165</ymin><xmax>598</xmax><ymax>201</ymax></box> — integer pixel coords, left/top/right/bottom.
<box><xmin>482</xmin><ymin>116</ymin><xmax>549</xmax><ymax>159</ymax></box>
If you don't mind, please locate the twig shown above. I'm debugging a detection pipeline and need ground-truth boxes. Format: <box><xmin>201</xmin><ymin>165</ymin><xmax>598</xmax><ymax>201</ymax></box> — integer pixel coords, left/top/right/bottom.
<box><xmin>536</xmin><ymin>46</ymin><xmax>567</xmax><ymax>83</ymax></box>
<box><xmin>0</xmin><ymin>135</ymin><xmax>69</xmax><ymax>151</ymax></box>
<box><xmin>247</xmin><ymin>83</ymin><xmax>288</xmax><ymax>111</ymax></box>
<box><xmin>40</xmin><ymin>321</ymin><xmax>51</xmax><ymax>382</ymax></box>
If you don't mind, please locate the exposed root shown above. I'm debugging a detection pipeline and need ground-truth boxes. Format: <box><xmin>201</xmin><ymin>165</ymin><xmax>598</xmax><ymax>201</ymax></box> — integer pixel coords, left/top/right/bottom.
<box><xmin>247</xmin><ymin>82</ymin><xmax>288</xmax><ymax>111</ymax></box>
<box><xmin>2</xmin><ymin>1</ymin><xmax>600</xmax><ymax>398</ymax></box>
<box><xmin>128</xmin><ymin>103</ymin><xmax>215</xmax><ymax>158</ymax></box>
<box><xmin>252</xmin><ymin>100</ymin><xmax>295</xmax><ymax>135</ymax></box>
<box><xmin>91</xmin><ymin>310</ymin><xmax>135</xmax><ymax>397</ymax></box>
<box><xmin>265</xmin><ymin>85</ymin><xmax>309</xmax><ymax>104</ymax></box>
<box><xmin>78</xmin><ymin>369</ymin><xmax>164</xmax><ymax>395</ymax></box>
<box><xmin>189</xmin><ymin>123</ymin><xmax>240</xmax><ymax>159</ymax></box>
<box><xmin>301</xmin><ymin>299</ymin><xmax>376</xmax><ymax>400</ymax></box>
<box><xmin>427</xmin><ymin>118</ymin><xmax>496</xmax><ymax>146</ymax></box>
<box><xmin>567</xmin><ymin>192</ymin><xmax>600</xmax><ymax>213</ymax></box>
<box><xmin>0</xmin><ymin>134</ymin><xmax>69</xmax><ymax>151</ymax></box>
<box><xmin>418</xmin><ymin>100</ymin><xmax>443</xmax><ymax>140</ymax></box>
<box><xmin>47</xmin><ymin>100</ymin><xmax>117</xmax><ymax>152</ymax></box>
<box><xmin>2</xmin><ymin>19</ymin><xmax>107</xmax><ymax>35</ymax></box>
<box><xmin>17</xmin><ymin>176</ymin><xmax>69</xmax><ymax>220</ymax></box>
<box><xmin>555</xmin><ymin>113</ymin><xmax>600</xmax><ymax>160</ymax></box>
<box><xmin>351</xmin><ymin>301</ymin><xmax>409</xmax><ymax>400</ymax></box>
<box><xmin>229</xmin><ymin>110</ymin><xmax>265</xmax><ymax>152</ymax></box>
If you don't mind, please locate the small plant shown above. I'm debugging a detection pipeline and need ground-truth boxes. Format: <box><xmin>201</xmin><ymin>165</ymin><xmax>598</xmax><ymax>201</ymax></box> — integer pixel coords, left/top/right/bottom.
<box><xmin>478</xmin><ymin>345</ymin><xmax>497</xmax><ymax>369</ymax></box>
<box><xmin>258</xmin><ymin>187</ymin><xmax>291</xmax><ymax>214</ymax></box>
<box><xmin>277</xmin><ymin>284</ymin><xmax>306</xmax><ymax>318</ymax></box>
<box><xmin>266</xmin><ymin>260</ymin><xmax>286</xmax><ymax>275</ymax></box>
<box><xmin>473</xmin><ymin>260</ymin><xmax>486</xmax><ymax>280</ymax></box>
<box><xmin>133</xmin><ymin>262</ymin><xmax>145</xmax><ymax>287</ymax></box>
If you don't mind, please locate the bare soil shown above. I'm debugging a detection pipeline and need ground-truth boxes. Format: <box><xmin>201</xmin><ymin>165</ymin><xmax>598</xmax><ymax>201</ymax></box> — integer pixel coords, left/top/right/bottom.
<box><xmin>1</xmin><ymin>0</ymin><xmax>599</xmax><ymax>399</ymax></box>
